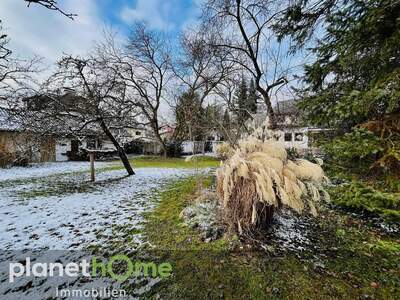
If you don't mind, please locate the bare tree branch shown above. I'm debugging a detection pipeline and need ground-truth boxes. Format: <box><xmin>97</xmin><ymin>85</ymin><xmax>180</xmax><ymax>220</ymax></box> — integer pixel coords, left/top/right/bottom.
<box><xmin>24</xmin><ymin>0</ymin><xmax>76</xmax><ymax>19</ymax></box>
<box><xmin>201</xmin><ymin>0</ymin><xmax>294</xmax><ymax>128</ymax></box>
<box><xmin>96</xmin><ymin>24</ymin><xmax>173</xmax><ymax>156</ymax></box>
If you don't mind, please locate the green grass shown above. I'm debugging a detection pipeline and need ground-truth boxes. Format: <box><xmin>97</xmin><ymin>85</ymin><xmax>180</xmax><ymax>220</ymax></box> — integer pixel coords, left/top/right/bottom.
<box><xmin>103</xmin><ymin>155</ymin><xmax>221</xmax><ymax>171</ymax></box>
<box><xmin>0</xmin><ymin>155</ymin><xmax>219</xmax><ymax>203</ymax></box>
<box><xmin>144</xmin><ymin>175</ymin><xmax>228</xmax><ymax>250</ymax></box>
<box><xmin>131</xmin><ymin>155</ymin><xmax>220</xmax><ymax>169</ymax></box>
<box><xmin>140</xmin><ymin>176</ymin><xmax>400</xmax><ymax>299</ymax></box>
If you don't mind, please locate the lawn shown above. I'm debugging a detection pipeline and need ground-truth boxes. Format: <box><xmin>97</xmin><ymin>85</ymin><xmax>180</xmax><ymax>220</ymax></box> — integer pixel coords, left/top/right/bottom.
<box><xmin>104</xmin><ymin>155</ymin><xmax>221</xmax><ymax>171</ymax></box>
<box><xmin>1</xmin><ymin>157</ymin><xmax>398</xmax><ymax>298</ymax></box>
<box><xmin>141</xmin><ymin>176</ymin><xmax>400</xmax><ymax>299</ymax></box>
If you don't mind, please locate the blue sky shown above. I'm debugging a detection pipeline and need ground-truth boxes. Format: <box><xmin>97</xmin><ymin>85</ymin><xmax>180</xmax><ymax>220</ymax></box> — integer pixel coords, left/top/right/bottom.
<box><xmin>97</xmin><ymin>0</ymin><xmax>200</xmax><ymax>35</ymax></box>
<box><xmin>0</xmin><ymin>0</ymin><xmax>202</xmax><ymax>65</ymax></box>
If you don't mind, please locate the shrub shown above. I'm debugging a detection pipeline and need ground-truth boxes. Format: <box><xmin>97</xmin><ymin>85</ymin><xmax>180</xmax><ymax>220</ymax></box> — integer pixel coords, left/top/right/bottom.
<box><xmin>330</xmin><ymin>182</ymin><xmax>400</xmax><ymax>222</ymax></box>
<box><xmin>166</xmin><ymin>142</ymin><xmax>183</xmax><ymax>157</ymax></box>
<box><xmin>12</xmin><ymin>155</ymin><xmax>29</xmax><ymax>167</ymax></box>
<box><xmin>323</xmin><ymin>128</ymin><xmax>383</xmax><ymax>167</ymax></box>
<box><xmin>323</xmin><ymin>126</ymin><xmax>400</xmax><ymax>175</ymax></box>
<box><xmin>286</xmin><ymin>147</ymin><xmax>300</xmax><ymax>160</ymax></box>
<box><xmin>124</xmin><ymin>140</ymin><xmax>144</xmax><ymax>154</ymax></box>
<box><xmin>66</xmin><ymin>149</ymin><xmax>88</xmax><ymax>161</ymax></box>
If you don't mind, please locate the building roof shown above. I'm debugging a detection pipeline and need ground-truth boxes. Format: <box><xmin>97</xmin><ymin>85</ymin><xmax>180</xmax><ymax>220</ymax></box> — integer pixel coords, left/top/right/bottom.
<box><xmin>0</xmin><ymin>106</ymin><xmax>101</xmax><ymax>137</ymax></box>
<box><xmin>0</xmin><ymin>107</ymin><xmax>23</xmax><ymax>131</ymax></box>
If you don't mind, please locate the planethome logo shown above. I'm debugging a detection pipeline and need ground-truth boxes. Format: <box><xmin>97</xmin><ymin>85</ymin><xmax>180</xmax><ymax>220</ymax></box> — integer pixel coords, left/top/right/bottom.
<box><xmin>8</xmin><ymin>254</ymin><xmax>173</xmax><ymax>283</ymax></box>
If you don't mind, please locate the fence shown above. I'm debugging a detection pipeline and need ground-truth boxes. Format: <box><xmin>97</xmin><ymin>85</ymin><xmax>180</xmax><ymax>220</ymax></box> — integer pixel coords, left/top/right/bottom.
<box><xmin>181</xmin><ymin>141</ymin><xmax>223</xmax><ymax>155</ymax></box>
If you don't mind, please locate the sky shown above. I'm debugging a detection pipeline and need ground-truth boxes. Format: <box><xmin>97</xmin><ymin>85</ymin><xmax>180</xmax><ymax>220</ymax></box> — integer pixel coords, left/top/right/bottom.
<box><xmin>0</xmin><ymin>0</ymin><xmax>202</xmax><ymax>66</ymax></box>
<box><xmin>0</xmin><ymin>0</ymin><xmax>309</xmax><ymax>113</ymax></box>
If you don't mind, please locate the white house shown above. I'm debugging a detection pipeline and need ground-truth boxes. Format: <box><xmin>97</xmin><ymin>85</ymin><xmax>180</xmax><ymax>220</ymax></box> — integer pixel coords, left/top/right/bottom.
<box><xmin>249</xmin><ymin>100</ymin><xmax>331</xmax><ymax>152</ymax></box>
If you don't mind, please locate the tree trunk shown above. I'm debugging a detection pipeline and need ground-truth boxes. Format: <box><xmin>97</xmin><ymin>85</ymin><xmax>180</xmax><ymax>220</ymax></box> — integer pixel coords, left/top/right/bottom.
<box><xmin>100</xmin><ymin>120</ymin><xmax>135</xmax><ymax>176</ymax></box>
<box><xmin>161</xmin><ymin>142</ymin><xmax>167</xmax><ymax>158</ymax></box>
<box><xmin>153</xmin><ymin>128</ymin><xmax>167</xmax><ymax>157</ymax></box>
<box><xmin>257</xmin><ymin>88</ymin><xmax>277</xmax><ymax>129</ymax></box>
<box><xmin>154</xmin><ymin>133</ymin><xmax>167</xmax><ymax>157</ymax></box>
<box><xmin>150</xmin><ymin>119</ymin><xmax>168</xmax><ymax>157</ymax></box>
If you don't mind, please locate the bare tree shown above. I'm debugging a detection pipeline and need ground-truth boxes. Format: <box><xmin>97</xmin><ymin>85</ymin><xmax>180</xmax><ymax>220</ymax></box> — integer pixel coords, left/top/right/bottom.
<box><xmin>0</xmin><ymin>21</ymin><xmax>12</xmax><ymax>86</ymax></box>
<box><xmin>24</xmin><ymin>0</ymin><xmax>76</xmax><ymax>19</ymax></box>
<box><xmin>174</xmin><ymin>29</ymin><xmax>235</xmax><ymax>105</ymax></box>
<box><xmin>201</xmin><ymin>0</ymin><xmax>292</xmax><ymax>128</ymax></box>
<box><xmin>97</xmin><ymin>24</ymin><xmax>172</xmax><ymax>157</ymax></box>
<box><xmin>24</xmin><ymin>55</ymin><xmax>137</xmax><ymax>175</ymax></box>
<box><xmin>212</xmin><ymin>74</ymin><xmax>253</xmax><ymax>145</ymax></box>
<box><xmin>0</xmin><ymin>21</ymin><xmax>40</xmax><ymax>105</ymax></box>
<box><xmin>0</xmin><ymin>22</ymin><xmax>11</xmax><ymax>64</ymax></box>
<box><xmin>171</xmin><ymin>29</ymin><xmax>238</xmax><ymax>146</ymax></box>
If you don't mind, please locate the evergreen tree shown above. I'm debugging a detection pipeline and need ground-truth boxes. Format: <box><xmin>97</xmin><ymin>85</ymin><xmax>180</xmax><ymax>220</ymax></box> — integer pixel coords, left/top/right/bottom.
<box><xmin>234</xmin><ymin>76</ymin><xmax>248</xmax><ymax>125</ymax></box>
<box><xmin>223</xmin><ymin>109</ymin><xmax>230</xmax><ymax>129</ymax></box>
<box><xmin>278</xmin><ymin>0</ymin><xmax>400</xmax><ymax>128</ymax></box>
<box><xmin>247</xmin><ymin>79</ymin><xmax>258</xmax><ymax>114</ymax></box>
<box><xmin>277</xmin><ymin>0</ymin><xmax>400</xmax><ymax>173</ymax></box>
<box><xmin>175</xmin><ymin>90</ymin><xmax>203</xmax><ymax>140</ymax></box>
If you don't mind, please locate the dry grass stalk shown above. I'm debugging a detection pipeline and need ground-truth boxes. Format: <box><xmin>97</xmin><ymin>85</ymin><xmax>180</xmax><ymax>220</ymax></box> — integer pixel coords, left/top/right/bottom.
<box><xmin>216</xmin><ymin>142</ymin><xmax>234</xmax><ymax>159</ymax></box>
<box><xmin>216</xmin><ymin>134</ymin><xmax>329</xmax><ymax>233</ymax></box>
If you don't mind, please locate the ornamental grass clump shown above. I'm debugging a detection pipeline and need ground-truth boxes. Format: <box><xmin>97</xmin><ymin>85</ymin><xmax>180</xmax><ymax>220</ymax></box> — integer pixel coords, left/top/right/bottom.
<box><xmin>216</xmin><ymin>136</ymin><xmax>329</xmax><ymax>233</ymax></box>
<box><xmin>216</xmin><ymin>142</ymin><xmax>234</xmax><ymax>160</ymax></box>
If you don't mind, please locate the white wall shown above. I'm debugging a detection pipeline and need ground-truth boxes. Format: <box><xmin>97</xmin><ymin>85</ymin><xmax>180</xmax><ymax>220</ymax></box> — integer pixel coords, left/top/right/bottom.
<box><xmin>275</xmin><ymin>128</ymin><xmax>309</xmax><ymax>150</ymax></box>
<box><xmin>100</xmin><ymin>140</ymin><xmax>116</xmax><ymax>151</ymax></box>
<box><xmin>55</xmin><ymin>138</ymin><xmax>71</xmax><ymax>162</ymax></box>
<box><xmin>182</xmin><ymin>141</ymin><xmax>194</xmax><ymax>154</ymax></box>
<box><xmin>182</xmin><ymin>141</ymin><xmax>222</xmax><ymax>155</ymax></box>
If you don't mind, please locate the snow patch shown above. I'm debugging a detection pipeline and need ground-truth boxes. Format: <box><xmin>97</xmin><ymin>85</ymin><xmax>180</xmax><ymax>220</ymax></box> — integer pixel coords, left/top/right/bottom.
<box><xmin>0</xmin><ymin>163</ymin><xmax>198</xmax><ymax>250</ymax></box>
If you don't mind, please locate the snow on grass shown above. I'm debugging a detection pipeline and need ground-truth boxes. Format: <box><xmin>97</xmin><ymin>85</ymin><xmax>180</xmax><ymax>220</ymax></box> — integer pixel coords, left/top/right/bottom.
<box><xmin>0</xmin><ymin>162</ymin><xmax>206</xmax><ymax>298</ymax></box>
<box><xmin>0</xmin><ymin>161</ymin><xmax>114</xmax><ymax>182</ymax></box>
<box><xmin>269</xmin><ymin>211</ymin><xmax>312</xmax><ymax>252</ymax></box>
<box><xmin>0</xmin><ymin>164</ymin><xmax>199</xmax><ymax>250</ymax></box>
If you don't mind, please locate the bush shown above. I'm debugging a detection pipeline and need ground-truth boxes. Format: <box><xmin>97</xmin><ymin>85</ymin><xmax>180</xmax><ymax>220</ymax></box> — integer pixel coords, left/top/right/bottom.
<box><xmin>323</xmin><ymin>127</ymin><xmax>400</xmax><ymax>175</ymax></box>
<box><xmin>66</xmin><ymin>149</ymin><xmax>88</xmax><ymax>161</ymax></box>
<box><xmin>330</xmin><ymin>182</ymin><xmax>400</xmax><ymax>222</ymax></box>
<box><xmin>12</xmin><ymin>155</ymin><xmax>29</xmax><ymax>167</ymax></box>
<box><xmin>323</xmin><ymin>128</ymin><xmax>383</xmax><ymax>167</ymax></box>
<box><xmin>286</xmin><ymin>147</ymin><xmax>300</xmax><ymax>160</ymax></box>
<box><xmin>124</xmin><ymin>140</ymin><xmax>144</xmax><ymax>154</ymax></box>
<box><xmin>166</xmin><ymin>142</ymin><xmax>183</xmax><ymax>157</ymax></box>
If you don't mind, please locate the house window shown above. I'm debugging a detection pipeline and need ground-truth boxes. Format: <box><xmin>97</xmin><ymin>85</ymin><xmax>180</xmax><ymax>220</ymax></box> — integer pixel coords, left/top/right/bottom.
<box><xmin>136</xmin><ymin>131</ymin><xmax>141</xmax><ymax>136</ymax></box>
<box><xmin>294</xmin><ymin>133</ymin><xmax>304</xmax><ymax>141</ymax></box>
<box><xmin>284</xmin><ymin>133</ymin><xmax>292</xmax><ymax>142</ymax></box>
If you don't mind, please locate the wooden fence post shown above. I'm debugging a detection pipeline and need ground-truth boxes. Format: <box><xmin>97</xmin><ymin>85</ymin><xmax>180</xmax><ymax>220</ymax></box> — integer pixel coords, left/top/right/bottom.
<box><xmin>90</xmin><ymin>152</ymin><xmax>95</xmax><ymax>182</ymax></box>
